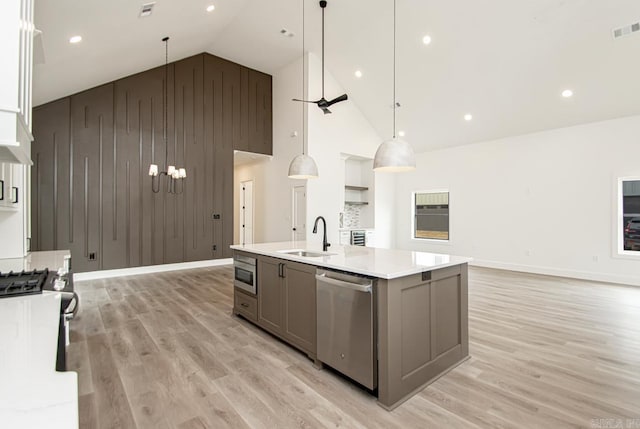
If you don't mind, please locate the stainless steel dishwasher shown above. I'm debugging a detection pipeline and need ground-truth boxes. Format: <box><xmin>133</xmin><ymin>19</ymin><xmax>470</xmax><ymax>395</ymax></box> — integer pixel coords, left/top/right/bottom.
<box><xmin>316</xmin><ymin>268</ymin><xmax>376</xmax><ymax>390</ymax></box>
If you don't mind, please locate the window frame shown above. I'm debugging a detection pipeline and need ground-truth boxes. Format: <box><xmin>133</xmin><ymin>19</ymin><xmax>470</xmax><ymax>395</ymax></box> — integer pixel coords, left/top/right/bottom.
<box><xmin>617</xmin><ymin>176</ymin><xmax>640</xmax><ymax>259</ymax></box>
<box><xmin>411</xmin><ymin>189</ymin><xmax>451</xmax><ymax>243</ymax></box>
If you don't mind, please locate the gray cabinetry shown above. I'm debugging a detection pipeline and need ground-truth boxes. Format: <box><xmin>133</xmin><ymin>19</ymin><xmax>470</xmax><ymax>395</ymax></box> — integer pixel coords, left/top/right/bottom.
<box><xmin>237</xmin><ymin>253</ymin><xmax>317</xmax><ymax>359</ymax></box>
<box><xmin>257</xmin><ymin>256</ymin><xmax>284</xmax><ymax>333</ymax></box>
<box><xmin>377</xmin><ymin>263</ymin><xmax>469</xmax><ymax>409</ymax></box>
<box><xmin>282</xmin><ymin>261</ymin><xmax>316</xmax><ymax>354</ymax></box>
<box><xmin>234</xmin><ymin>290</ymin><xmax>257</xmax><ymax>322</ymax></box>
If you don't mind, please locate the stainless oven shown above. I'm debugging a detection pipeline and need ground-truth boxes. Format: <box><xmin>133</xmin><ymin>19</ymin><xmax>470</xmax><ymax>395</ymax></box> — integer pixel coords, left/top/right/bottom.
<box><xmin>234</xmin><ymin>254</ymin><xmax>257</xmax><ymax>295</ymax></box>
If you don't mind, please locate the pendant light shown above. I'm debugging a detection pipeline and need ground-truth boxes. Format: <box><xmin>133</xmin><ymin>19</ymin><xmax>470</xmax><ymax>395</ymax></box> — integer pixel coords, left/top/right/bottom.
<box><xmin>149</xmin><ymin>36</ymin><xmax>187</xmax><ymax>193</ymax></box>
<box><xmin>373</xmin><ymin>0</ymin><xmax>416</xmax><ymax>172</ymax></box>
<box><xmin>288</xmin><ymin>0</ymin><xmax>319</xmax><ymax>179</ymax></box>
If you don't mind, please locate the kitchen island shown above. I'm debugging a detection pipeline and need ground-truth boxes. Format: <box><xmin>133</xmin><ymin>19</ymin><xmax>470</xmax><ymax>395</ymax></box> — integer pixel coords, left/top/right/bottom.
<box><xmin>230</xmin><ymin>241</ymin><xmax>471</xmax><ymax>410</ymax></box>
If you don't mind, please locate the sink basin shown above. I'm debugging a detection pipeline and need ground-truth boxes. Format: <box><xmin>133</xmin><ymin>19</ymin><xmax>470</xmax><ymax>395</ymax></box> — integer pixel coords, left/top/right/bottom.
<box><xmin>279</xmin><ymin>249</ymin><xmax>336</xmax><ymax>258</ymax></box>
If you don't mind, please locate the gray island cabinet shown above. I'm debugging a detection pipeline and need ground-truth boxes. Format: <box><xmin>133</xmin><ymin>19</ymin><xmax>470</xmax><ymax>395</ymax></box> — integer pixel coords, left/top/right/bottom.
<box><xmin>231</xmin><ymin>242</ymin><xmax>470</xmax><ymax>410</ymax></box>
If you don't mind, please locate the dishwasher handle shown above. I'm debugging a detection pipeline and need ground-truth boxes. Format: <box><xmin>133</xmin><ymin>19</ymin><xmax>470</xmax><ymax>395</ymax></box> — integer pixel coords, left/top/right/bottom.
<box><xmin>315</xmin><ymin>273</ymin><xmax>372</xmax><ymax>293</ymax></box>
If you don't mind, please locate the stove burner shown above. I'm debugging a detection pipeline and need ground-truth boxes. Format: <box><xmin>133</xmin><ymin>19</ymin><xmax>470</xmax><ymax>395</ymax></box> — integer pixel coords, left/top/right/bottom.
<box><xmin>0</xmin><ymin>269</ymin><xmax>48</xmax><ymax>298</ymax></box>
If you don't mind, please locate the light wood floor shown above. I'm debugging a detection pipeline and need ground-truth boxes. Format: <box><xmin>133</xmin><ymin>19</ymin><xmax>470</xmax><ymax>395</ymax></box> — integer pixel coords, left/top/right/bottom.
<box><xmin>70</xmin><ymin>266</ymin><xmax>640</xmax><ymax>428</ymax></box>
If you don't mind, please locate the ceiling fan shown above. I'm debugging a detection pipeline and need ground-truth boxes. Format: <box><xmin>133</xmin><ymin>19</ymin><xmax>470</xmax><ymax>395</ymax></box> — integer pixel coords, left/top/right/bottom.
<box><xmin>292</xmin><ymin>0</ymin><xmax>348</xmax><ymax>115</ymax></box>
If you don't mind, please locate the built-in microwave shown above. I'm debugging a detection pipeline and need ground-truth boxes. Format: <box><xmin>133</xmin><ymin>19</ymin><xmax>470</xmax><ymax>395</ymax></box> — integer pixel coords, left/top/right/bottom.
<box><xmin>234</xmin><ymin>254</ymin><xmax>257</xmax><ymax>295</ymax></box>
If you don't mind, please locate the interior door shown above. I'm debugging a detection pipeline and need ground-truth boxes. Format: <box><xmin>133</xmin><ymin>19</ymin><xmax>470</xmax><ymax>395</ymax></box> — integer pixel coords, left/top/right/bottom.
<box><xmin>292</xmin><ymin>185</ymin><xmax>306</xmax><ymax>241</ymax></box>
<box><xmin>239</xmin><ymin>180</ymin><xmax>254</xmax><ymax>245</ymax></box>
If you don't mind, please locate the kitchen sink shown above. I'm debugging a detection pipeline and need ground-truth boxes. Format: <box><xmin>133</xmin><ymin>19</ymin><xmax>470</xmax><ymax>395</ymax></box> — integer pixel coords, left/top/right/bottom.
<box><xmin>279</xmin><ymin>249</ymin><xmax>336</xmax><ymax>258</ymax></box>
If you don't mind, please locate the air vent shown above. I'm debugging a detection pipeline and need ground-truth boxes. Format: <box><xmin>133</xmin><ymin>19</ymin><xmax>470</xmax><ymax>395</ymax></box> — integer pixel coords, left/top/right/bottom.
<box><xmin>612</xmin><ymin>21</ymin><xmax>640</xmax><ymax>39</ymax></box>
<box><xmin>139</xmin><ymin>2</ymin><xmax>156</xmax><ymax>18</ymax></box>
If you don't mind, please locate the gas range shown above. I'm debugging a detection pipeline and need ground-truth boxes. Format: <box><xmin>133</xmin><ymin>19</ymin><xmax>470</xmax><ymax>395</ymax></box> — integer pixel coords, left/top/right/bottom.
<box><xmin>0</xmin><ymin>268</ymin><xmax>79</xmax><ymax>371</ymax></box>
<box><xmin>0</xmin><ymin>269</ymin><xmax>48</xmax><ymax>298</ymax></box>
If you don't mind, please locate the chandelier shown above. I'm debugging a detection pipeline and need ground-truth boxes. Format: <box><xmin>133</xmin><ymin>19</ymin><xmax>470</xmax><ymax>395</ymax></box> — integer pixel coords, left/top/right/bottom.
<box><xmin>148</xmin><ymin>36</ymin><xmax>186</xmax><ymax>194</ymax></box>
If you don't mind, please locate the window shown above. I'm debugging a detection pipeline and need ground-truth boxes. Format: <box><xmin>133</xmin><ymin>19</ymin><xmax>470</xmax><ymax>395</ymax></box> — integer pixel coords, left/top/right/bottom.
<box><xmin>413</xmin><ymin>191</ymin><xmax>449</xmax><ymax>240</ymax></box>
<box><xmin>621</xmin><ymin>179</ymin><xmax>640</xmax><ymax>254</ymax></box>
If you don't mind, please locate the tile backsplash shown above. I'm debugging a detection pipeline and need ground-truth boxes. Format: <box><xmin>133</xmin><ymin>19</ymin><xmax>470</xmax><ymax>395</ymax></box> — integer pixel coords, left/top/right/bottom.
<box><xmin>343</xmin><ymin>204</ymin><xmax>362</xmax><ymax>228</ymax></box>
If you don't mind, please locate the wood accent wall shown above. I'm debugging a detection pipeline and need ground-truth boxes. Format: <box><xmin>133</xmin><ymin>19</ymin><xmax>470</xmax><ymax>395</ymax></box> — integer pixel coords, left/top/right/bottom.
<box><xmin>31</xmin><ymin>53</ymin><xmax>272</xmax><ymax>272</ymax></box>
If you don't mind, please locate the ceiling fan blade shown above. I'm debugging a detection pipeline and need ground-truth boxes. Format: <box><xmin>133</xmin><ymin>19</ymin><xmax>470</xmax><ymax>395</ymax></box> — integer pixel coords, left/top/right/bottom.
<box><xmin>322</xmin><ymin>107</ymin><xmax>332</xmax><ymax>114</ymax></box>
<box><xmin>292</xmin><ymin>98</ymin><xmax>319</xmax><ymax>104</ymax></box>
<box><xmin>326</xmin><ymin>94</ymin><xmax>348</xmax><ymax>107</ymax></box>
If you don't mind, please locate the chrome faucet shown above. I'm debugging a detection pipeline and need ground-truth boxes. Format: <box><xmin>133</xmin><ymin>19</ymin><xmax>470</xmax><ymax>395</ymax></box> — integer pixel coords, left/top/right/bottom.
<box><xmin>313</xmin><ymin>216</ymin><xmax>331</xmax><ymax>252</ymax></box>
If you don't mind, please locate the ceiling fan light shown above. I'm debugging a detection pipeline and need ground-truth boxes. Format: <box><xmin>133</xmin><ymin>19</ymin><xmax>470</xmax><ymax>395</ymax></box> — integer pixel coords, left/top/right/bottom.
<box><xmin>373</xmin><ymin>138</ymin><xmax>416</xmax><ymax>172</ymax></box>
<box><xmin>288</xmin><ymin>154</ymin><xmax>319</xmax><ymax>179</ymax></box>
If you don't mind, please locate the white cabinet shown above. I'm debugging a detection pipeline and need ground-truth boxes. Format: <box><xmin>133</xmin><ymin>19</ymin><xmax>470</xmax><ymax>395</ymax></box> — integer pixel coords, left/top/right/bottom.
<box><xmin>365</xmin><ymin>230</ymin><xmax>375</xmax><ymax>248</ymax></box>
<box><xmin>0</xmin><ymin>162</ymin><xmax>27</xmax><ymax>258</ymax></box>
<box><xmin>0</xmin><ymin>163</ymin><xmax>20</xmax><ymax>209</ymax></box>
<box><xmin>0</xmin><ymin>0</ymin><xmax>34</xmax><ymax>164</ymax></box>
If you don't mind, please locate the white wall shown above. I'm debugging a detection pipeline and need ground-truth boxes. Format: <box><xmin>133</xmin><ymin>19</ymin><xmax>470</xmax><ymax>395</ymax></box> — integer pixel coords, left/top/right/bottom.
<box><xmin>305</xmin><ymin>53</ymin><xmax>395</xmax><ymax>249</ymax></box>
<box><xmin>235</xmin><ymin>53</ymin><xmax>396</xmax><ymax>249</ymax></box>
<box><xmin>395</xmin><ymin>115</ymin><xmax>640</xmax><ymax>286</ymax></box>
<box><xmin>232</xmin><ymin>56</ymin><xmax>309</xmax><ymax>244</ymax></box>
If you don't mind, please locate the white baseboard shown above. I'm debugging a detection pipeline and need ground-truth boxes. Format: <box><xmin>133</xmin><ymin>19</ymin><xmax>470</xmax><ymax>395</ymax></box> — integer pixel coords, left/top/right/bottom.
<box><xmin>470</xmin><ymin>259</ymin><xmax>640</xmax><ymax>287</ymax></box>
<box><xmin>73</xmin><ymin>259</ymin><xmax>233</xmax><ymax>281</ymax></box>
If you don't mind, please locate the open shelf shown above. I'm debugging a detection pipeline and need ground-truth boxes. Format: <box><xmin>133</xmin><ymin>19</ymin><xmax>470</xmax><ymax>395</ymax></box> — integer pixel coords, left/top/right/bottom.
<box><xmin>345</xmin><ymin>185</ymin><xmax>369</xmax><ymax>191</ymax></box>
<box><xmin>345</xmin><ymin>201</ymin><xmax>369</xmax><ymax>205</ymax></box>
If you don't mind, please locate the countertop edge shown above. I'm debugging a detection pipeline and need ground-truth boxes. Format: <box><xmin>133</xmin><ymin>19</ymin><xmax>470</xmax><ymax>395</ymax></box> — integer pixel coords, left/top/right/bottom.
<box><xmin>230</xmin><ymin>243</ymin><xmax>472</xmax><ymax>280</ymax></box>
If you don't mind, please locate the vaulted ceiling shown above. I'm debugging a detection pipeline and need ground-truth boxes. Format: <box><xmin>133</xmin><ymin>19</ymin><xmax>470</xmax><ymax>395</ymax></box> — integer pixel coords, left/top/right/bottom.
<box><xmin>34</xmin><ymin>0</ymin><xmax>640</xmax><ymax>153</ymax></box>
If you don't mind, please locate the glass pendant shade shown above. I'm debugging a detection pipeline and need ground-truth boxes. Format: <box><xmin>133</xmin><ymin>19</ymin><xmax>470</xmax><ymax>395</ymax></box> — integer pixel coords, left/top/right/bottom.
<box><xmin>373</xmin><ymin>137</ymin><xmax>416</xmax><ymax>172</ymax></box>
<box><xmin>288</xmin><ymin>154</ymin><xmax>319</xmax><ymax>179</ymax></box>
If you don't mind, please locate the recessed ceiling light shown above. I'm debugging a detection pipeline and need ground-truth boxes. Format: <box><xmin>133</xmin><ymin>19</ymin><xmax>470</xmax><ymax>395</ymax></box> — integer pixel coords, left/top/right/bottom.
<box><xmin>464</xmin><ymin>114</ymin><xmax>473</xmax><ymax>121</ymax></box>
<box><xmin>398</xmin><ymin>130</ymin><xmax>406</xmax><ymax>137</ymax></box>
<box><xmin>69</xmin><ymin>35</ymin><xmax>82</xmax><ymax>44</ymax></box>
<box><xmin>354</xmin><ymin>70</ymin><xmax>363</xmax><ymax>78</ymax></box>
<box><xmin>206</xmin><ymin>4</ymin><xmax>215</xmax><ymax>12</ymax></box>
<box><xmin>422</xmin><ymin>35</ymin><xmax>432</xmax><ymax>45</ymax></box>
<box><xmin>561</xmin><ymin>89</ymin><xmax>573</xmax><ymax>98</ymax></box>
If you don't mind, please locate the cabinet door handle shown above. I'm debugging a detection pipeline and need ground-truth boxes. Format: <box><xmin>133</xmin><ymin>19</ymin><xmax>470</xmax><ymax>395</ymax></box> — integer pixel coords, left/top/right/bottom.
<box><xmin>240</xmin><ymin>302</ymin><xmax>249</xmax><ymax>308</ymax></box>
<box><xmin>281</xmin><ymin>264</ymin><xmax>286</xmax><ymax>278</ymax></box>
<box><xmin>12</xmin><ymin>187</ymin><xmax>18</xmax><ymax>204</ymax></box>
<box><xmin>278</xmin><ymin>263</ymin><xmax>282</xmax><ymax>277</ymax></box>
<box><xmin>0</xmin><ymin>180</ymin><xmax>4</xmax><ymax>201</ymax></box>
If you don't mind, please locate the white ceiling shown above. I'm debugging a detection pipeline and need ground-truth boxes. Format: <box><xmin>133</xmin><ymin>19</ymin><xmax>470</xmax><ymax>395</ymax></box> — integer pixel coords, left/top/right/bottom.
<box><xmin>34</xmin><ymin>0</ymin><xmax>640</xmax><ymax>153</ymax></box>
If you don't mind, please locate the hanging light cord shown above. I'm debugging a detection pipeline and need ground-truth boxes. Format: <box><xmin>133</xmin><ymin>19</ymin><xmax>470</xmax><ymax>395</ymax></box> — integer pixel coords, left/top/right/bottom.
<box><xmin>392</xmin><ymin>0</ymin><xmax>396</xmax><ymax>139</ymax></box>
<box><xmin>163</xmin><ymin>37</ymin><xmax>169</xmax><ymax>169</ymax></box>
<box><xmin>321</xmin><ymin>2</ymin><xmax>325</xmax><ymax>99</ymax></box>
<box><xmin>302</xmin><ymin>0</ymin><xmax>306</xmax><ymax>155</ymax></box>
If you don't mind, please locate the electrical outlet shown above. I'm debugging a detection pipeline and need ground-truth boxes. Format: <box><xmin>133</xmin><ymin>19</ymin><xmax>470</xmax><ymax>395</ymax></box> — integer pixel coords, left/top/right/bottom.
<box><xmin>212</xmin><ymin>245</ymin><xmax>217</xmax><ymax>251</ymax></box>
<box><xmin>89</xmin><ymin>252</ymin><xmax>97</xmax><ymax>261</ymax></box>
<box><xmin>212</xmin><ymin>214</ymin><xmax>221</xmax><ymax>220</ymax></box>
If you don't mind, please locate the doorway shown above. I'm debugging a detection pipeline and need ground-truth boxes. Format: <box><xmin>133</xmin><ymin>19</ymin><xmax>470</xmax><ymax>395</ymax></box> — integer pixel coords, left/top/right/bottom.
<box><xmin>239</xmin><ymin>180</ymin><xmax>254</xmax><ymax>245</ymax></box>
<box><xmin>292</xmin><ymin>185</ymin><xmax>306</xmax><ymax>241</ymax></box>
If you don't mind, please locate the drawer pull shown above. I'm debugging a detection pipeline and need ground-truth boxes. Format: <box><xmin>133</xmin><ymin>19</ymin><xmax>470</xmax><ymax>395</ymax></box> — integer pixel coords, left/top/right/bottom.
<box><xmin>240</xmin><ymin>302</ymin><xmax>250</xmax><ymax>308</ymax></box>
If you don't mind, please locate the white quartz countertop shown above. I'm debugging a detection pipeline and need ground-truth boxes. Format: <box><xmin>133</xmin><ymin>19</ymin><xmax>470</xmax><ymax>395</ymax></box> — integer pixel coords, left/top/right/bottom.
<box><xmin>0</xmin><ymin>250</ymin><xmax>70</xmax><ymax>273</ymax></box>
<box><xmin>0</xmin><ymin>292</ymin><xmax>78</xmax><ymax>428</ymax></box>
<box><xmin>230</xmin><ymin>241</ymin><xmax>472</xmax><ymax>279</ymax></box>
